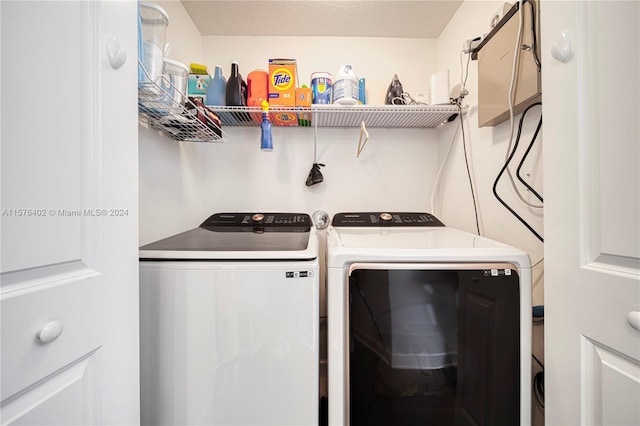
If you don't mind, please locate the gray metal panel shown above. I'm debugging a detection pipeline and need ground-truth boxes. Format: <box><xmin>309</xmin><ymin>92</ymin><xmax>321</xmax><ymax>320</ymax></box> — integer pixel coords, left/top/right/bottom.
<box><xmin>140</xmin><ymin>228</ymin><xmax>310</xmax><ymax>252</ymax></box>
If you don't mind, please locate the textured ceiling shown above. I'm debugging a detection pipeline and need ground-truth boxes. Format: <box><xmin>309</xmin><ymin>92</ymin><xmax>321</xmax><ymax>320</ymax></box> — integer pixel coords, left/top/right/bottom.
<box><xmin>180</xmin><ymin>1</ymin><xmax>463</xmax><ymax>38</ymax></box>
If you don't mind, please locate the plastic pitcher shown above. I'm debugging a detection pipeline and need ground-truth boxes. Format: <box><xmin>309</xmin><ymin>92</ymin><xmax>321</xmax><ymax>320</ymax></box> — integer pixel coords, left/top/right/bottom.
<box><xmin>139</xmin><ymin>1</ymin><xmax>169</xmax><ymax>85</ymax></box>
<box><xmin>160</xmin><ymin>58</ymin><xmax>189</xmax><ymax>108</ymax></box>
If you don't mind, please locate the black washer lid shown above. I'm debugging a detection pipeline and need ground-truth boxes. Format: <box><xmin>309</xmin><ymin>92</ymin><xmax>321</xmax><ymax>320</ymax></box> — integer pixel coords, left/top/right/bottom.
<box><xmin>139</xmin><ymin>212</ymin><xmax>314</xmax><ymax>255</ymax></box>
<box><xmin>331</xmin><ymin>212</ymin><xmax>445</xmax><ymax>227</ymax></box>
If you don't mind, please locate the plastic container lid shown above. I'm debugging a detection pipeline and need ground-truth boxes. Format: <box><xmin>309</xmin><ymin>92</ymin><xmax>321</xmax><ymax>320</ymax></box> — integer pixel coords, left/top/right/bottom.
<box><xmin>311</xmin><ymin>72</ymin><xmax>332</xmax><ymax>80</ymax></box>
<box><xmin>139</xmin><ymin>1</ymin><xmax>169</xmax><ymax>26</ymax></box>
<box><xmin>163</xmin><ymin>58</ymin><xmax>189</xmax><ymax>77</ymax></box>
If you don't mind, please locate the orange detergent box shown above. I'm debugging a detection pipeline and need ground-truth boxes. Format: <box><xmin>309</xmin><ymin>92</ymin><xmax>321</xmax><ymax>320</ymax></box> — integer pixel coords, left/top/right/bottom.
<box><xmin>296</xmin><ymin>86</ymin><xmax>312</xmax><ymax>126</ymax></box>
<box><xmin>269</xmin><ymin>59</ymin><xmax>297</xmax><ymax>106</ymax></box>
<box><xmin>271</xmin><ymin>111</ymin><xmax>298</xmax><ymax>127</ymax></box>
<box><xmin>296</xmin><ymin>86</ymin><xmax>311</xmax><ymax>107</ymax></box>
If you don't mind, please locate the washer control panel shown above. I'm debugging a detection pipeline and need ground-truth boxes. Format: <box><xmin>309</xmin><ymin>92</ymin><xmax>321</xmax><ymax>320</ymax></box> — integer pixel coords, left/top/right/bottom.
<box><xmin>200</xmin><ymin>213</ymin><xmax>312</xmax><ymax>232</ymax></box>
<box><xmin>331</xmin><ymin>212</ymin><xmax>445</xmax><ymax>227</ymax></box>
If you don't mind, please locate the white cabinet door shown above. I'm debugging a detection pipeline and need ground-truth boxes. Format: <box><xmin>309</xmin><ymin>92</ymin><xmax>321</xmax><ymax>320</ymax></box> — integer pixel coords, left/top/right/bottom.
<box><xmin>1</xmin><ymin>1</ymin><xmax>139</xmax><ymax>424</ymax></box>
<box><xmin>542</xmin><ymin>1</ymin><xmax>640</xmax><ymax>424</ymax></box>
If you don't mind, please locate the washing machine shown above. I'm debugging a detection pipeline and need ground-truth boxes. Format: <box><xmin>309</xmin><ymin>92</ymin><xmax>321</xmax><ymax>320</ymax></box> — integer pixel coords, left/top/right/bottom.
<box><xmin>326</xmin><ymin>212</ymin><xmax>532</xmax><ymax>426</ymax></box>
<box><xmin>139</xmin><ymin>212</ymin><xmax>320</xmax><ymax>426</ymax></box>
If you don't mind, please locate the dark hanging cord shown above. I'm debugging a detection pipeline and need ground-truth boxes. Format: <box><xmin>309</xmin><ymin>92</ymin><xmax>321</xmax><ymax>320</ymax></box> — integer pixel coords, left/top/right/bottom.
<box><xmin>527</xmin><ymin>0</ymin><xmax>542</xmax><ymax>71</ymax></box>
<box><xmin>458</xmin><ymin>104</ymin><xmax>481</xmax><ymax>235</ymax></box>
<box><xmin>493</xmin><ymin>102</ymin><xmax>543</xmax><ymax>242</ymax></box>
<box><xmin>516</xmin><ymin>108</ymin><xmax>543</xmax><ymax>202</ymax></box>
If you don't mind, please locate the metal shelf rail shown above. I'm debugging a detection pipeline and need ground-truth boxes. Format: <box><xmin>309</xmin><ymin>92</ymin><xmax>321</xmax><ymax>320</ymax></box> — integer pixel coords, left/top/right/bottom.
<box><xmin>206</xmin><ymin>105</ymin><xmax>460</xmax><ymax>128</ymax></box>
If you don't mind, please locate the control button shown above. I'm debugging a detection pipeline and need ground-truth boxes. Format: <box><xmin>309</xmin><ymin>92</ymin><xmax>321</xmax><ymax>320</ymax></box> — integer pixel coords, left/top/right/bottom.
<box><xmin>252</xmin><ymin>213</ymin><xmax>265</xmax><ymax>222</ymax></box>
<box><xmin>380</xmin><ymin>213</ymin><xmax>393</xmax><ymax>222</ymax></box>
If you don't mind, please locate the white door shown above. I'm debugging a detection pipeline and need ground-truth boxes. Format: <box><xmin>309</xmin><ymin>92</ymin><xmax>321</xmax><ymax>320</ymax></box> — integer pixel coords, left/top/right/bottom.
<box><xmin>542</xmin><ymin>1</ymin><xmax>640</xmax><ymax>424</ymax></box>
<box><xmin>1</xmin><ymin>1</ymin><xmax>139</xmax><ymax>424</ymax></box>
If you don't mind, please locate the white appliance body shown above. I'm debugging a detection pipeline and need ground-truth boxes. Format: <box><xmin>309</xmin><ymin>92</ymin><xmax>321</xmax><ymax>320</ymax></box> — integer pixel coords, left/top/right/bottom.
<box><xmin>139</xmin><ymin>213</ymin><xmax>320</xmax><ymax>426</ymax></box>
<box><xmin>326</xmin><ymin>213</ymin><xmax>532</xmax><ymax>426</ymax></box>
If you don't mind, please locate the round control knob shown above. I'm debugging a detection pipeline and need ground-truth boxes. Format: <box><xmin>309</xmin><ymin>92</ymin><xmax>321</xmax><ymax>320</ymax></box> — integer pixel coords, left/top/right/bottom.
<box><xmin>312</xmin><ymin>210</ymin><xmax>329</xmax><ymax>230</ymax></box>
<box><xmin>379</xmin><ymin>213</ymin><xmax>393</xmax><ymax>222</ymax></box>
<box><xmin>251</xmin><ymin>213</ymin><xmax>265</xmax><ymax>222</ymax></box>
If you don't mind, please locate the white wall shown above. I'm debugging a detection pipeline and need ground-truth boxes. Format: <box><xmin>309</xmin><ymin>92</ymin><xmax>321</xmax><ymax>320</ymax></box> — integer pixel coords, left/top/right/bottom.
<box><xmin>194</xmin><ymin>35</ymin><xmax>440</xmax><ymax>218</ymax></box>
<box><xmin>435</xmin><ymin>1</ymin><xmax>544</xmax><ymax>305</ymax></box>
<box><xmin>200</xmin><ymin>127</ymin><xmax>439</xmax><ymax>219</ymax></box>
<box><xmin>200</xmin><ymin>35</ymin><xmax>436</xmax><ymax>106</ymax></box>
<box><xmin>139</xmin><ymin>0</ymin><xmax>206</xmax><ymax>245</ymax></box>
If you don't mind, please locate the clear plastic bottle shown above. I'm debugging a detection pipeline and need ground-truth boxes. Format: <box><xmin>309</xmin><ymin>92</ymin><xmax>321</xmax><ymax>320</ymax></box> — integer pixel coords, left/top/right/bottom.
<box><xmin>332</xmin><ymin>65</ymin><xmax>359</xmax><ymax>105</ymax></box>
<box><xmin>205</xmin><ymin>65</ymin><xmax>226</xmax><ymax>106</ymax></box>
<box><xmin>260</xmin><ymin>100</ymin><xmax>273</xmax><ymax>151</ymax></box>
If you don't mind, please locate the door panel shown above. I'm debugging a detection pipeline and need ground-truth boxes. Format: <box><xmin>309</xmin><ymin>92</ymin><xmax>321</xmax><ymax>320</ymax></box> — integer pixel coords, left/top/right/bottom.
<box><xmin>0</xmin><ymin>1</ymin><xmax>139</xmax><ymax>424</ymax></box>
<box><xmin>0</xmin><ymin>280</ymin><xmax>102</xmax><ymax>400</ymax></box>
<box><xmin>542</xmin><ymin>1</ymin><xmax>640</xmax><ymax>424</ymax></box>
<box><xmin>584</xmin><ymin>1</ymin><xmax>639</xmax><ymax>264</ymax></box>
<box><xmin>0</xmin><ymin>1</ymin><xmax>85</xmax><ymax>273</ymax></box>
<box><xmin>583</xmin><ymin>338</ymin><xmax>640</xmax><ymax>425</ymax></box>
<box><xmin>578</xmin><ymin>1</ymin><xmax>640</xmax><ymax>270</ymax></box>
<box><xmin>1</xmin><ymin>352</ymin><xmax>97</xmax><ymax>425</ymax></box>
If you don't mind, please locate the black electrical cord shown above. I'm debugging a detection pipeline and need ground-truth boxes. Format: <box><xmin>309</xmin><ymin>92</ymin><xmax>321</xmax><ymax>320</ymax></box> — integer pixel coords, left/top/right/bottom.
<box><xmin>532</xmin><ymin>353</ymin><xmax>544</xmax><ymax>369</ymax></box>
<box><xmin>533</xmin><ymin>369</ymin><xmax>545</xmax><ymax>409</ymax></box>
<box><xmin>527</xmin><ymin>0</ymin><xmax>542</xmax><ymax>71</ymax></box>
<box><xmin>516</xmin><ymin>108</ymin><xmax>543</xmax><ymax>202</ymax></box>
<box><xmin>457</xmin><ymin>104</ymin><xmax>481</xmax><ymax>235</ymax></box>
<box><xmin>493</xmin><ymin>102</ymin><xmax>543</xmax><ymax>242</ymax></box>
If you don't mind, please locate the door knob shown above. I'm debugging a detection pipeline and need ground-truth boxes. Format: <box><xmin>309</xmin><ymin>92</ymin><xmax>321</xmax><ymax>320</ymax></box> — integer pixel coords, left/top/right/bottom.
<box><xmin>627</xmin><ymin>311</ymin><xmax>640</xmax><ymax>332</ymax></box>
<box><xmin>37</xmin><ymin>320</ymin><xmax>64</xmax><ymax>343</ymax></box>
<box><xmin>106</xmin><ymin>35</ymin><xmax>127</xmax><ymax>70</ymax></box>
<box><xmin>551</xmin><ymin>31</ymin><xmax>572</xmax><ymax>63</ymax></box>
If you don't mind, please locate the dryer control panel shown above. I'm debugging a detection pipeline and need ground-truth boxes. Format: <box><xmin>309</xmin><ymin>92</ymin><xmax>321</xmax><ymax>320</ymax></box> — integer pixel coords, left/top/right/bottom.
<box><xmin>331</xmin><ymin>212</ymin><xmax>445</xmax><ymax>227</ymax></box>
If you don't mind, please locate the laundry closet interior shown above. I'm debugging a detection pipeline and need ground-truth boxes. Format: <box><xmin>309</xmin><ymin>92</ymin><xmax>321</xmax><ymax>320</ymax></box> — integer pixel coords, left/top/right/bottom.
<box><xmin>138</xmin><ymin>1</ymin><xmax>544</xmax><ymax>425</ymax></box>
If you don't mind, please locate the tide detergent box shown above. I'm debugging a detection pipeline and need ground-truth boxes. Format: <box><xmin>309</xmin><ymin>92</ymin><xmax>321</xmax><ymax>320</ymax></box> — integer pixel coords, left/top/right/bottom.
<box><xmin>269</xmin><ymin>59</ymin><xmax>297</xmax><ymax>106</ymax></box>
<box><xmin>272</xmin><ymin>111</ymin><xmax>298</xmax><ymax>127</ymax></box>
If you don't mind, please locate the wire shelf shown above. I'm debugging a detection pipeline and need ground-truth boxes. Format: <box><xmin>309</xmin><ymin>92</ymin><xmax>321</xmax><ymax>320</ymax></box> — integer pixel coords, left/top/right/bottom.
<box><xmin>138</xmin><ymin>58</ymin><xmax>459</xmax><ymax>142</ymax></box>
<box><xmin>205</xmin><ymin>104</ymin><xmax>460</xmax><ymax>128</ymax></box>
<box><xmin>137</xmin><ymin>64</ymin><xmax>228</xmax><ymax>143</ymax></box>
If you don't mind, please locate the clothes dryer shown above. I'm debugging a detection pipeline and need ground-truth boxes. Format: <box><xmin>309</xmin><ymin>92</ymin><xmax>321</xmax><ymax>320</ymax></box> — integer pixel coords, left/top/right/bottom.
<box><xmin>139</xmin><ymin>212</ymin><xmax>320</xmax><ymax>426</ymax></box>
<box><xmin>326</xmin><ymin>212</ymin><xmax>532</xmax><ymax>426</ymax></box>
